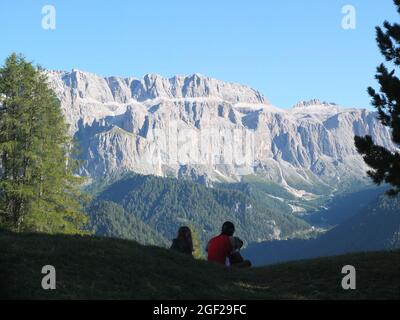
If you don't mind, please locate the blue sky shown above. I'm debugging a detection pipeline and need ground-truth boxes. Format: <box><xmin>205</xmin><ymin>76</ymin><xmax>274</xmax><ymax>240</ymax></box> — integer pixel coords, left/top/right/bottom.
<box><xmin>0</xmin><ymin>0</ymin><xmax>398</xmax><ymax>108</ymax></box>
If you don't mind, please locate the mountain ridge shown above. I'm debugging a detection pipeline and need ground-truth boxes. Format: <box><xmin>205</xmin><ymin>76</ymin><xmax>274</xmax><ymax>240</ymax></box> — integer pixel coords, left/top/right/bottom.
<box><xmin>46</xmin><ymin>69</ymin><xmax>395</xmax><ymax>205</ymax></box>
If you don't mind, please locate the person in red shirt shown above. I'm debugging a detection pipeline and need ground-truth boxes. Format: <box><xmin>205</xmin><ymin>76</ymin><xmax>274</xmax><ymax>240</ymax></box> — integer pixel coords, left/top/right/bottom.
<box><xmin>206</xmin><ymin>221</ymin><xmax>251</xmax><ymax>268</ymax></box>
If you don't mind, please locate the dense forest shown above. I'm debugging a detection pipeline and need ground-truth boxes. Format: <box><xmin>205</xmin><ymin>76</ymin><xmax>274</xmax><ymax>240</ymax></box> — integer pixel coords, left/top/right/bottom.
<box><xmin>86</xmin><ymin>172</ymin><xmax>310</xmax><ymax>248</ymax></box>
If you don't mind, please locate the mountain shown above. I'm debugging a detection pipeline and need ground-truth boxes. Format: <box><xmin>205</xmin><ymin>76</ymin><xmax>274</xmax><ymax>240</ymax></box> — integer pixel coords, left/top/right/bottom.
<box><xmin>2</xmin><ymin>229</ymin><xmax>399</xmax><ymax>299</ymax></box>
<box><xmin>243</xmin><ymin>194</ymin><xmax>400</xmax><ymax>266</ymax></box>
<box><xmin>46</xmin><ymin>70</ymin><xmax>395</xmax><ymax>203</ymax></box>
<box><xmin>90</xmin><ymin>173</ymin><xmax>310</xmax><ymax>246</ymax></box>
<box><xmin>301</xmin><ymin>186</ymin><xmax>389</xmax><ymax>227</ymax></box>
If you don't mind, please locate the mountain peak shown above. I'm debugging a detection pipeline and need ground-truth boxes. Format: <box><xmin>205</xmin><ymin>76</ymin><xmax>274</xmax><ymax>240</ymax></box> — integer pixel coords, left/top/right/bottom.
<box><xmin>292</xmin><ymin>99</ymin><xmax>337</xmax><ymax>109</ymax></box>
<box><xmin>188</xmin><ymin>72</ymin><xmax>205</xmax><ymax>78</ymax></box>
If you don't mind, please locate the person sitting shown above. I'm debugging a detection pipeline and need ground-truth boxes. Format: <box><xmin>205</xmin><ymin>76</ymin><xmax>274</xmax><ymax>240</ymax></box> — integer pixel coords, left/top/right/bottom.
<box><xmin>206</xmin><ymin>221</ymin><xmax>251</xmax><ymax>268</ymax></box>
<box><xmin>229</xmin><ymin>237</ymin><xmax>252</xmax><ymax>268</ymax></box>
<box><xmin>170</xmin><ymin>226</ymin><xmax>193</xmax><ymax>256</ymax></box>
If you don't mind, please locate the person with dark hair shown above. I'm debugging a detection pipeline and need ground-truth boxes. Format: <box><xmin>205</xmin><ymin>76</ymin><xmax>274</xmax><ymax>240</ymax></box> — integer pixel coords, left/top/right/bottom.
<box><xmin>229</xmin><ymin>237</ymin><xmax>251</xmax><ymax>268</ymax></box>
<box><xmin>206</xmin><ymin>221</ymin><xmax>251</xmax><ymax>267</ymax></box>
<box><xmin>170</xmin><ymin>226</ymin><xmax>194</xmax><ymax>256</ymax></box>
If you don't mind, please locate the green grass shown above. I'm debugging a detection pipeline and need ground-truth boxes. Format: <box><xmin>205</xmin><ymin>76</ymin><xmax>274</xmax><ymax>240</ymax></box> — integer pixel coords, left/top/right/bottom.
<box><xmin>1</xmin><ymin>230</ymin><xmax>399</xmax><ymax>299</ymax></box>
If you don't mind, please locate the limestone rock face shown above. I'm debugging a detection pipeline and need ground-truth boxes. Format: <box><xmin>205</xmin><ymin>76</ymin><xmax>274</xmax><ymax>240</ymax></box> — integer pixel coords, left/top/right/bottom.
<box><xmin>46</xmin><ymin>70</ymin><xmax>395</xmax><ymax>195</ymax></box>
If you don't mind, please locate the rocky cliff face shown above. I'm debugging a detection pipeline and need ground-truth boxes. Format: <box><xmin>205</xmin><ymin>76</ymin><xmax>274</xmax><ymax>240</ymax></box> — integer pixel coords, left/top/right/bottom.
<box><xmin>46</xmin><ymin>69</ymin><xmax>395</xmax><ymax>196</ymax></box>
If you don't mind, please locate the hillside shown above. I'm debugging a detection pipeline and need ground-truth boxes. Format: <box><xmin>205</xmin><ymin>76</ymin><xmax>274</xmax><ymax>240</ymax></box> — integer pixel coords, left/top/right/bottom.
<box><xmin>85</xmin><ymin>200</ymin><xmax>169</xmax><ymax>247</ymax></box>
<box><xmin>301</xmin><ymin>186</ymin><xmax>389</xmax><ymax>227</ymax></box>
<box><xmin>1</xmin><ymin>230</ymin><xmax>399</xmax><ymax>299</ymax></box>
<box><xmin>244</xmin><ymin>194</ymin><xmax>400</xmax><ymax>266</ymax></box>
<box><xmin>92</xmin><ymin>173</ymin><xmax>309</xmax><ymax>246</ymax></box>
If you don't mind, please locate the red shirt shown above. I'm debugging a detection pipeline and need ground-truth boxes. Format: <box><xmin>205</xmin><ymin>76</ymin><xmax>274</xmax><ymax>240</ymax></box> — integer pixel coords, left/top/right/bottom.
<box><xmin>207</xmin><ymin>234</ymin><xmax>232</xmax><ymax>265</ymax></box>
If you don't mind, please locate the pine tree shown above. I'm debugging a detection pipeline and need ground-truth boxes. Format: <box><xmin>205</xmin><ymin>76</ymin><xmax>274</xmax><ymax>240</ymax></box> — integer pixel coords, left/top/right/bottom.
<box><xmin>354</xmin><ymin>0</ymin><xmax>400</xmax><ymax>196</ymax></box>
<box><xmin>0</xmin><ymin>53</ymin><xmax>88</xmax><ymax>233</ymax></box>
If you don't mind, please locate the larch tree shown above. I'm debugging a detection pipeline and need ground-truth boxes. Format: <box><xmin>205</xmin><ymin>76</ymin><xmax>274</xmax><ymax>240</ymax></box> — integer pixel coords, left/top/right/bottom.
<box><xmin>0</xmin><ymin>53</ymin><xmax>88</xmax><ymax>234</ymax></box>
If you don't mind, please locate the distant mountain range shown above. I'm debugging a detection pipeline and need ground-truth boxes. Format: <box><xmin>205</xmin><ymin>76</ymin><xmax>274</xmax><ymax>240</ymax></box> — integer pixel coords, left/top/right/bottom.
<box><xmin>47</xmin><ymin>70</ymin><xmax>395</xmax><ymax>206</ymax></box>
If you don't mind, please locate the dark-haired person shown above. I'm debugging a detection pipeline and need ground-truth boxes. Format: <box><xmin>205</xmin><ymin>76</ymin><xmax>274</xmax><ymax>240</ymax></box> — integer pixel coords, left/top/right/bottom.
<box><xmin>229</xmin><ymin>237</ymin><xmax>252</xmax><ymax>268</ymax></box>
<box><xmin>171</xmin><ymin>226</ymin><xmax>194</xmax><ymax>256</ymax></box>
<box><xmin>206</xmin><ymin>221</ymin><xmax>251</xmax><ymax>267</ymax></box>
